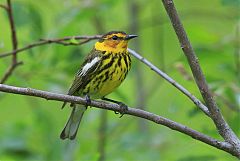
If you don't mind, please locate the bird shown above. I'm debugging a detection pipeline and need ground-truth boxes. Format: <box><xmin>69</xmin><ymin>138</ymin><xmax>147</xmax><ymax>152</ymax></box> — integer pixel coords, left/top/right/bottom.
<box><xmin>60</xmin><ymin>31</ymin><xmax>137</xmax><ymax>140</ymax></box>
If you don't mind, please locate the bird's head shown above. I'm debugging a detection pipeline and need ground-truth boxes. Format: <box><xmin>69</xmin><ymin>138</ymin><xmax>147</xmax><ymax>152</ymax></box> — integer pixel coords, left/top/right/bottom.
<box><xmin>95</xmin><ymin>31</ymin><xmax>137</xmax><ymax>53</ymax></box>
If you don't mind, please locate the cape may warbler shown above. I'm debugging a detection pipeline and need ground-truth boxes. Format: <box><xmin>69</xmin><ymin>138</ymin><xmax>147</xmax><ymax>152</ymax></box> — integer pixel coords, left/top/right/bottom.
<box><xmin>60</xmin><ymin>31</ymin><xmax>137</xmax><ymax>140</ymax></box>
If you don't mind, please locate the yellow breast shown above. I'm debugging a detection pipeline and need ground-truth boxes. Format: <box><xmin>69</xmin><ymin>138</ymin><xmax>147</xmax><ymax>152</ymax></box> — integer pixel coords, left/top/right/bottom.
<box><xmin>84</xmin><ymin>52</ymin><xmax>131</xmax><ymax>98</ymax></box>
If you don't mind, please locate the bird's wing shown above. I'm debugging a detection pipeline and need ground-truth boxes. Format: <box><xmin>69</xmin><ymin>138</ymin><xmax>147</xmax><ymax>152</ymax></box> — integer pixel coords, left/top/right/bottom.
<box><xmin>67</xmin><ymin>49</ymin><xmax>103</xmax><ymax>96</ymax></box>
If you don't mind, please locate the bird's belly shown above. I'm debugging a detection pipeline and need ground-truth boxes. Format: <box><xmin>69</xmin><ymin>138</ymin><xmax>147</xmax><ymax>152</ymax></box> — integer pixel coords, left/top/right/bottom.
<box><xmin>87</xmin><ymin>67</ymin><xmax>128</xmax><ymax>98</ymax></box>
<box><xmin>97</xmin><ymin>74</ymin><xmax>123</xmax><ymax>97</ymax></box>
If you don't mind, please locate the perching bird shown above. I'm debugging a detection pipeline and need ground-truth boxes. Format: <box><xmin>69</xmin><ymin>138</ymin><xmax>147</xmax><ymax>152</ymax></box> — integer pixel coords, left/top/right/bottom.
<box><xmin>60</xmin><ymin>31</ymin><xmax>137</xmax><ymax>140</ymax></box>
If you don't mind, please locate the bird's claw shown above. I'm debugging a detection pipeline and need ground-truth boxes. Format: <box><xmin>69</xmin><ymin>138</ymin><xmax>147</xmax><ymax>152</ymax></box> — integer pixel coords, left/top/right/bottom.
<box><xmin>85</xmin><ymin>95</ymin><xmax>91</xmax><ymax>108</ymax></box>
<box><xmin>101</xmin><ymin>97</ymin><xmax>128</xmax><ymax>118</ymax></box>
<box><xmin>116</xmin><ymin>102</ymin><xmax>128</xmax><ymax>118</ymax></box>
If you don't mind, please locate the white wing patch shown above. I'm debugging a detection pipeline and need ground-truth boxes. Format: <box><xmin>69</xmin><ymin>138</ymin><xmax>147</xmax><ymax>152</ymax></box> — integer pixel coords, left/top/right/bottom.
<box><xmin>80</xmin><ymin>57</ymin><xmax>100</xmax><ymax>76</ymax></box>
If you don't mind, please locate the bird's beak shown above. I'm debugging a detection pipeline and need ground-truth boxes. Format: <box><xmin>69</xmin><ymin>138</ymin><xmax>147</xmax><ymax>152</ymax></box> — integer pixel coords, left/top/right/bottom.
<box><xmin>125</xmin><ymin>34</ymin><xmax>138</xmax><ymax>40</ymax></box>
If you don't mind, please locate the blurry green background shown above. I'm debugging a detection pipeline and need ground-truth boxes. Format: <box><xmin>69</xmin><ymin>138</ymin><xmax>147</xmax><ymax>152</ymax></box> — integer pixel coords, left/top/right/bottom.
<box><xmin>0</xmin><ymin>0</ymin><xmax>239</xmax><ymax>160</ymax></box>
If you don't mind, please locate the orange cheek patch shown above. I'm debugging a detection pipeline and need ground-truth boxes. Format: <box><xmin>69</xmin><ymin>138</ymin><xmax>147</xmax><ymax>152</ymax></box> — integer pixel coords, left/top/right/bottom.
<box><xmin>122</xmin><ymin>44</ymin><xmax>127</xmax><ymax>48</ymax></box>
<box><xmin>105</xmin><ymin>41</ymin><xmax>118</xmax><ymax>48</ymax></box>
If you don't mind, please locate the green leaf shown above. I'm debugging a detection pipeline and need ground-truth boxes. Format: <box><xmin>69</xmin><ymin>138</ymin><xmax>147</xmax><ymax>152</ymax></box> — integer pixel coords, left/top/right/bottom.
<box><xmin>69</xmin><ymin>37</ymin><xmax>79</xmax><ymax>44</ymax></box>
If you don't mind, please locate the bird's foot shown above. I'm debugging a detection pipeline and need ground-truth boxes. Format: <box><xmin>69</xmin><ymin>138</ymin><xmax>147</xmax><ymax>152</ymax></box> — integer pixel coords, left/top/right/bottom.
<box><xmin>85</xmin><ymin>94</ymin><xmax>91</xmax><ymax>109</ymax></box>
<box><xmin>114</xmin><ymin>102</ymin><xmax>128</xmax><ymax>118</ymax></box>
<box><xmin>102</xmin><ymin>97</ymin><xmax>128</xmax><ymax>118</ymax></box>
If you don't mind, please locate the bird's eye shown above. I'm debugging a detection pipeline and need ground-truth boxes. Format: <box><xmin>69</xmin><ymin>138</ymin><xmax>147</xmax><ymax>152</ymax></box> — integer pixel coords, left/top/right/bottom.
<box><xmin>112</xmin><ymin>35</ymin><xmax>118</xmax><ymax>40</ymax></box>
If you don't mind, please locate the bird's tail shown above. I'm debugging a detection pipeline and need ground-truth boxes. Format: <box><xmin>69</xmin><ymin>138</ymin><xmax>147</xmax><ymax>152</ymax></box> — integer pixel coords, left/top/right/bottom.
<box><xmin>60</xmin><ymin>104</ymin><xmax>87</xmax><ymax>140</ymax></box>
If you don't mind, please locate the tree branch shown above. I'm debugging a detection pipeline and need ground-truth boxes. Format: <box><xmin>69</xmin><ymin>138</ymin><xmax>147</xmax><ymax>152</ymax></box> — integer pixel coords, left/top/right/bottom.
<box><xmin>161</xmin><ymin>0</ymin><xmax>240</xmax><ymax>152</ymax></box>
<box><xmin>0</xmin><ymin>61</ymin><xmax>23</xmax><ymax>83</ymax></box>
<box><xmin>0</xmin><ymin>4</ymin><xmax>8</xmax><ymax>11</ymax></box>
<box><xmin>1</xmin><ymin>36</ymin><xmax>210</xmax><ymax>120</ymax></box>
<box><xmin>128</xmin><ymin>49</ymin><xmax>210</xmax><ymax>116</ymax></box>
<box><xmin>0</xmin><ymin>83</ymin><xmax>238</xmax><ymax>157</ymax></box>
<box><xmin>0</xmin><ymin>0</ymin><xmax>20</xmax><ymax>83</ymax></box>
<box><xmin>7</xmin><ymin>0</ymin><xmax>17</xmax><ymax>51</ymax></box>
<box><xmin>0</xmin><ymin>35</ymin><xmax>101</xmax><ymax>59</ymax></box>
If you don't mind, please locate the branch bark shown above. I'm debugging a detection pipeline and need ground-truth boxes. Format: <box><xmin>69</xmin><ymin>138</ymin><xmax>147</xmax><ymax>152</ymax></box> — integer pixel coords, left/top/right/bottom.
<box><xmin>128</xmin><ymin>49</ymin><xmax>210</xmax><ymax>116</ymax></box>
<box><xmin>0</xmin><ymin>35</ymin><xmax>101</xmax><ymax>59</ymax></box>
<box><xmin>7</xmin><ymin>0</ymin><xmax>17</xmax><ymax>51</ymax></box>
<box><xmin>0</xmin><ymin>83</ymin><xmax>238</xmax><ymax>157</ymax></box>
<box><xmin>161</xmin><ymin>0</ymin><xmax>240</xmax><ymax>153</ymax></box>
<box><xmin>0</xmin><ymin>61</ymin><xmax>23</xmax><ymax>83</ymax></box>
<box><xmin>0</xmin><ymin>0</ymin><xmax>20</xmax><ymax>83</ymax></box>
<box><xmin>0</xmin><ymin>4</ymin><xmax>8</xmax><ymax>11</ymax></box>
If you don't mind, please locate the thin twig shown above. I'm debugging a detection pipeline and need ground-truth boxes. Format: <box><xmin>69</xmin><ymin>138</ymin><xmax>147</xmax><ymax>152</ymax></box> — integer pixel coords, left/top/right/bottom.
<box><xmin>0</xmin><ymin>83</ymin><xmax>238</xmax><ymax>158</ymax></box>
<box><xmin>0</xmin><ymin>35</ymin><xmax>101</xmax><ymax>58</ymax></box>
<box><xmin>1</xmin><ymin>0</ymin><xmax>19</xmax><ymax>83</ymax></box>
<box><xmin>7</xmin><ymin>0</ymin><xmax>17</xmax><ymax>51</ymax></box>
<box><xmin>128</xmin><ymin>48</ymin><xmax>210</xmax><ymax>116</ymax></box>
<box><xmin>161</xmin><ymin>0</ymin><xmax>240</xmax><ymax>152</ymax></box>
<box><xmin>0</xmin><ymin>4</ymin><xmax>8</xmax><ymax>10</ymax></box>
<box><xmin>0</xmin><ymin>61</ymin><xmax>23</xmax><ymax>83</ymax></box>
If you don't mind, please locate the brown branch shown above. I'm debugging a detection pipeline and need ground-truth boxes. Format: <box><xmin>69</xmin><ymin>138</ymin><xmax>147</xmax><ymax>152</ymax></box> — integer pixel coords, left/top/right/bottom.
<box><xmin>0</xmin><ymin>4</ymin><xmax>8</xmax><ymax>10</ymax></box>
<box><xmin>175</xmin><ymin>62</ymin><xmax>193</xmax><ymax>81</ymax></box>
<box><xmin>0</xmin><ymin>61</ymin><xmax>23</xmax><ymax>83</ymax></box>
<box><xmin>0</xmin><ymin>0</ymin><xmax>19</xmax><ymax>83</ymax></box>
<box><xmin>0</xmin><ymin>35</ymin><xmax>102</xmax><ymax>58</ymax></box>
<box><xmin>0</xmin><ymin>35</ymin><xmax>100</xmax><ymax>83</ymax></box>
<box><xmin>0</xmin><ymin>83</ymin><xmax>238</xmax><ymax>158</ymax></box>
<box><xmin>7</xmin><ymin>0</ymin><xmax>17</xmax><ymax>51</ymax></box>
<box><xmin>161</xmin><ymin>0</ymin><xmax>240</xmax><ymax>153</ymax></box>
